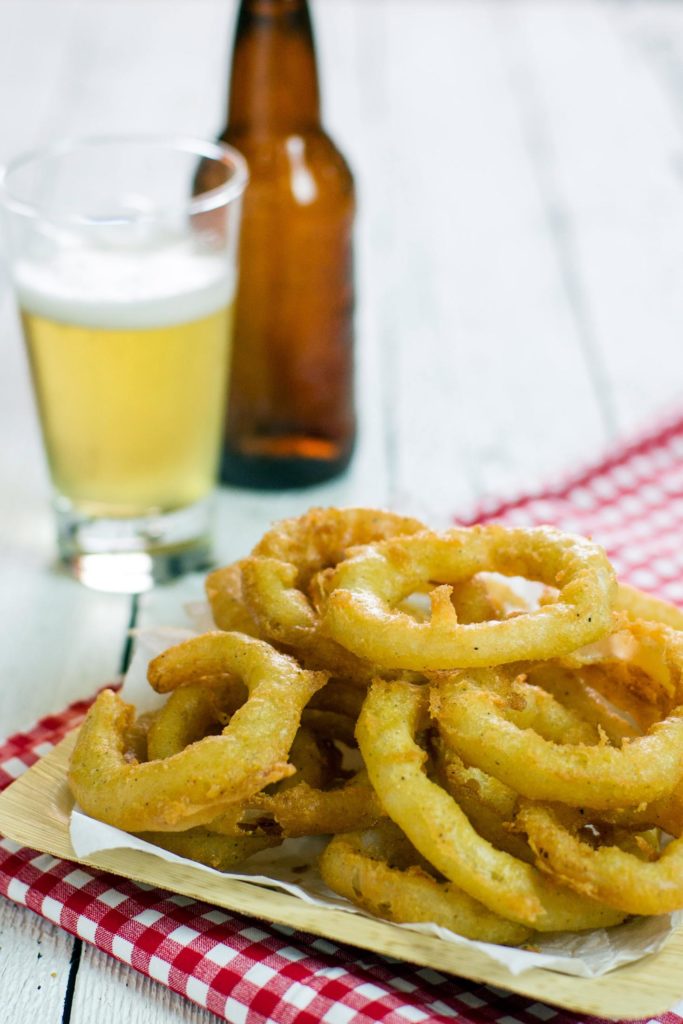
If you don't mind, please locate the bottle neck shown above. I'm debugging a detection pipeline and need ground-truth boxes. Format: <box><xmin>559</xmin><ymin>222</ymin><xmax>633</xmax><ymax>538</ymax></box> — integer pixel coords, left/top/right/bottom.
<box><xmin>226</xmin><ymin>0</ymin><xmax>321</xmax><ymax>135</ymax></box>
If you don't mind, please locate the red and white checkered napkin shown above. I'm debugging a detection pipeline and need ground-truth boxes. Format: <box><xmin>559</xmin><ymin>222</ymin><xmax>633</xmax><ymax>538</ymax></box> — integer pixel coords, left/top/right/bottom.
<box><xmin>468</xmin><ymin>414</ymin><xmax>683</xmax><ymax>599</ymax></box>
<box><xmin>4</xmin><ymin>417</ymin><xmax>683</xmax><ymax>1024</ymax></box>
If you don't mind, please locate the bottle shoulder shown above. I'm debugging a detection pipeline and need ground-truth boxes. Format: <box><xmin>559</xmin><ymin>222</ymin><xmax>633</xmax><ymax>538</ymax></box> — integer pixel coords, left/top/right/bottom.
<box><xmin>221</xmin><ymin>127</ymin><xmax>355</xmax><ymax>198</ymax></box>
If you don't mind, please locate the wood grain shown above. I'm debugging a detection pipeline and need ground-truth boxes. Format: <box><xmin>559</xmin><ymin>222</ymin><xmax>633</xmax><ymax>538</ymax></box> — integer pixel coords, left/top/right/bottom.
<box><xmin>0</xmin><ymin>900</ymin><xmax>75</xmax><ymax>1021</ymax></box>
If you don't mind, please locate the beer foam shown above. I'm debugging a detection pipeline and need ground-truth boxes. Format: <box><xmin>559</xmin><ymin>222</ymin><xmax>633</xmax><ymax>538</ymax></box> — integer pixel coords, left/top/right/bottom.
<box><xmin>15</xmin><ymin>237</ymin><xmax>235</xmax><ymax>329</ymax></box>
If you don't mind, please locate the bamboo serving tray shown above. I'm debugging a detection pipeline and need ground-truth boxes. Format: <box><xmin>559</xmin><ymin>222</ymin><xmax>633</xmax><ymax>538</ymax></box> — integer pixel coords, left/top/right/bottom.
<box><xmin>1</xmin><ymin>731</ymin><xmax>682</xmax><ymax>1021</ymax></box>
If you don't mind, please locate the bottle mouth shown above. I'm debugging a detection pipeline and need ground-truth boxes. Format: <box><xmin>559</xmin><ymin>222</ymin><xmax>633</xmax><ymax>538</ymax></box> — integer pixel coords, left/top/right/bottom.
<box><xmin>243</xmin><ymin>0</ymin><xmax>309</xmax><ymax>11</ymax></box>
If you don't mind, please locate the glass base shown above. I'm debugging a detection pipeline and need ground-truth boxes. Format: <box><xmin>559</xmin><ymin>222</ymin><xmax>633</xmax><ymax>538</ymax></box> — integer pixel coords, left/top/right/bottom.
<box><xmin>55</xmin><ymin>495</ymin><xmax>214</xmax><ymax>593</ymax></box>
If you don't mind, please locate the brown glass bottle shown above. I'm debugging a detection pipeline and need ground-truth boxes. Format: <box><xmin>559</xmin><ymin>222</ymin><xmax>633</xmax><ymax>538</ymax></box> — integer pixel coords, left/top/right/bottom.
<box><xmin>216</xmin><ymin>0</ymin><xmax>356</xmax><ymax>488</ymax></box>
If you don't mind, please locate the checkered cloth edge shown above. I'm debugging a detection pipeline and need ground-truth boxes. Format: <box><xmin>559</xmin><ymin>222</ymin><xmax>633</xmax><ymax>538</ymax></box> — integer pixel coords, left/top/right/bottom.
<box><xmin>4</xmin><ymin>416</ymin><xmax>683</xmax><ymax>1024</ymax></box>
<box><xmin>465</xmin><ymin>412</ymin><xmax>683</xmax><ymax>602</ymax></box>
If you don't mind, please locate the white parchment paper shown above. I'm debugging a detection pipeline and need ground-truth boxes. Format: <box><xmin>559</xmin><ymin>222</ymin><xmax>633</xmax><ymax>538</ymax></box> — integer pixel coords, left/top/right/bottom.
<box><xmin>70</xmin><ymin>620</ymin><xmax>682</xmax><ymax>979</ymax></box>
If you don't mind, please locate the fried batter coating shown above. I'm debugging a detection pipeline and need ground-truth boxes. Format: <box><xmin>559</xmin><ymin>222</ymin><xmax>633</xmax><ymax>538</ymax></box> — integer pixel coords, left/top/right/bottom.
<box><xmin>69</xmin><ymin>633</ymin><xmax>326</xmax><ymax>832</ymax></box>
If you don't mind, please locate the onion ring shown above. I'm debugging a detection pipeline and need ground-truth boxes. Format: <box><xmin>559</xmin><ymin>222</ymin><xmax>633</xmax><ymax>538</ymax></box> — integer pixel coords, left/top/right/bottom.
<box><xmin>593</xmin><ymin>785</ymin><xmax>683</xmax><ymax>837</ymax></box>
<box><xmin>356</xmin><ymin>679</ymin><xmax>624</xmax><ymax>930</ymax></box>
<box><xmin>432</xmin><ymin>663</ymin><xmax>683</xmax><ymax>810</ymax></box>
<box><xmin>205</xmin><ymin>562</ymin><xmax>260</xmax><ymax>636</ymax></box>
<box><xmin>431</xmin><ymin>738</ymin><xmax>532</xmax><ymax>862</ymax></box>
<box><xmin>563</xmin><ymin>619</ymin><xmax>683</xmax><ymax>725</ymax></box>
<box><xmin>239</xmin><ymin>507</ymin><xmax>425</xmax><ymax>683</ymax></box>
<box><xmin>147</xmin><ymin>681</ymin><xmax>330</xmax><ymax>792</ymax></box>
<box><xmin>144</xmin><ymin>651</ymin><xmax>378</xmax><ymax>839</ymax></box>
<box><xmin>319</xmin><ymin>822</ymin><xmax>532</xmax><ymax>946</ymax></box>
<box><xmin>211</xmin><ymin>769</ymin><xmax>383</xmax><ymax>839</ymax></box>
<box><xmin>430</xmin><ymin>666</ymin><xmax>601</xmax><ymax>746</ymax></box>
<box><xmin>308</xmin><ymin>678</ymin><xmax>366</xmax><ymax>720</ymax></box>
<box><xmin>518</xmin><ymin>662</ymin><xmax>640</xmax><ymax>745</ymax></box>
<box><xmin>321</xmin><ymin>525</ymin><xmax>616</xmax><ymax>670</ymax></box>
<box><xmin>449</xmin><ymin>574</ymin><xmax>530</xmax><ymax>624</ymax></box>
<box><xmin>300</xmin><ymin>709</ymin><xmax>357</xmax><ymax>748</ymax></box>
<box><xmin>146</xmin><ymin>679</ymin><xmax>246</xmax><ymax>761</ymax></box>
<box><xmin>615</xmin><ymin>583</ymin><xmax>683</xmax><ymax>631</ymax></box>
<box><xmin>517</xmin><ymin>801</ymin><xmax>683</xmax><ymax>915</ymax></box>
<box><xmin>123</xmin><ymin>710</ymin><xmax>155</xmax><ymax>763</ymax></box>
<box><xmin>69</xmin><ymin>633</ymin><xmax>326</xmax><ymax>832</ymax></box>
<box><xmin>251</xmin><ymin>506</ymin><xmax>425</xmax><ymax>568</ymax></box>
<box><xmin>135</xmin><ymin>828</ymin><xmax>279</xmax><ymax>871</ymax></box>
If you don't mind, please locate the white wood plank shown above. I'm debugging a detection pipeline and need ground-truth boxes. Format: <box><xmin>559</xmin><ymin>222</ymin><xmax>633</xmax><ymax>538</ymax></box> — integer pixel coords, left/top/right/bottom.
<box><xmin>0</xmin><ymin>1</ymin><xmax>79</xmax><ymax>161</ymax></box>
<box><xmin>514</xmin><ymin>0</ymin><xmax>683</xmax><ymax>435</ymax></box>
<box><xmin>0</xmin><ymin>5</ymin><xmax>145</xmax><ymax>1019</ymax></box>
<box><xmin>0</xmin><ymin>900</ymin><xmax>75</xmax><ymax>1023</ymax></box>
<box><xmin>70</xmin><ymin>945</ymin><xmax>219</xmax><ymax>1024</ymax></box>
<box><xmin>370</xmin><ymin>0</ymin><xmax>609</xmax><ymax>519</ymax></box>
<box><xmin>44</xmin><ymin>0</ymin><xmax>236</xmax><ymax>140</ymax></box>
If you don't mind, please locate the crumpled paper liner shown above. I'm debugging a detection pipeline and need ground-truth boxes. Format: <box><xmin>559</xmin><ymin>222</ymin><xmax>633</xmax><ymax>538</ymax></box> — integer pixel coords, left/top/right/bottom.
<box><xmin>70</xmin><ymin>622</ymin><xmax>681</xmax><ymax>979</ymax></box>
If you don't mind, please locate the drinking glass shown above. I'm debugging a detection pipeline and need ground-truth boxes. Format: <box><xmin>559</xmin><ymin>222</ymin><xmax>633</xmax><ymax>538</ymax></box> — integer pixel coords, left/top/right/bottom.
<box><xmin>0</xmin><ymin>136</ymin><xmax>247</xmax><ymax>592</ymax></box>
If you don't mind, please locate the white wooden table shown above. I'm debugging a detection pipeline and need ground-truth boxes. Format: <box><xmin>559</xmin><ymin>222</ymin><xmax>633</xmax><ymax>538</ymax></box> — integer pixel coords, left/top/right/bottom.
<box><xmin>2</xmin><ymin>1</ymin><xmax>683</xmax><ymax>1020</ymax></box>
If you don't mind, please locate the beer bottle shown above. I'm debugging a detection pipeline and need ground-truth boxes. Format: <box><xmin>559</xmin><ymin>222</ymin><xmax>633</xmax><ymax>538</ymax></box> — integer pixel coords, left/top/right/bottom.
<box><xmin>216</xmin><ymin>0</ymin><xmax>356</xmax><ymax>488</ymax></box>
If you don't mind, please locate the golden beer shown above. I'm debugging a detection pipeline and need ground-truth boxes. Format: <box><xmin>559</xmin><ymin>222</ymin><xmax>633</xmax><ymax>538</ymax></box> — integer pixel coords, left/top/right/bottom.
<box><xmin>0</xmin><ymin>135</ymin><xmax>247</xmax><ymax>589</ymax></box>
<box><xmin>22</xmin><ymin>302</ymin><xmax>233</xmax><ymax>517</ymax></box>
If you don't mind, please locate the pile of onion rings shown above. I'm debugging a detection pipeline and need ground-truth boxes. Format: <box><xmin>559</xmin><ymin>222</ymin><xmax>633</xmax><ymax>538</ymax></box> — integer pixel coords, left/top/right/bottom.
<box><xmin>68</xmin><ymin>507</ymin><xmax>683</xmax><ymax>946</ymax></box>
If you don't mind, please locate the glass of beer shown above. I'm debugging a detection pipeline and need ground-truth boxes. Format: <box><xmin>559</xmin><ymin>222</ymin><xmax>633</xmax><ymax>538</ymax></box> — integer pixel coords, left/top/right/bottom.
<box><xmin>0</xmin><ymin>136</ymin><xmax>247</xmax><ymax>592</ymax></box>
